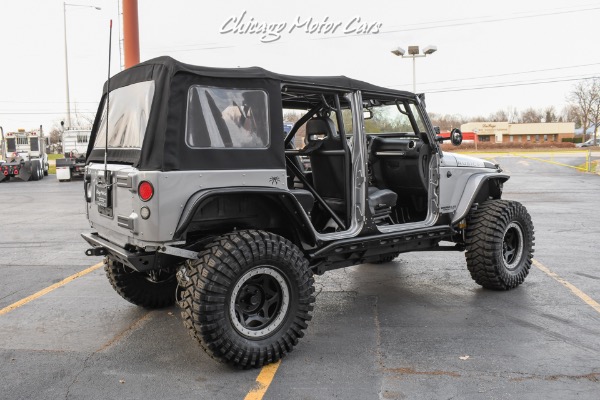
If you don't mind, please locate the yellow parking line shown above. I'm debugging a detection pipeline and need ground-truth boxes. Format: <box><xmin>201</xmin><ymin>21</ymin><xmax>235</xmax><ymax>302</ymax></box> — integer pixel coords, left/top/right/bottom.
<box><xmin>514</xmin><ymin>153</ymin><xmax>585</xmax><ymax>171</ymax></box>
<box><xmin>533</xmin><ymin>259</ymin><xmax>600</xmax><ymax>314</ymax></box>
<box><xmin>244</xmin><ymin>360</ymin><xmax>282</xmax><ymax>400</ymax></box>
<box><xmin>0</xmin><ymin>262</ymin><xmax>103</xmax><ymax>316</ymax></box>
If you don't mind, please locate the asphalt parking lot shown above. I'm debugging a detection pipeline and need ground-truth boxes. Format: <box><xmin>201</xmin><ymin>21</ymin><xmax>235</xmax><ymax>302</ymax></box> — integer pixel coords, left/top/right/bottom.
<box><xmin>1</xmin><ymin>153</ymin><xmax>599</xmax><ymax>400</ymax></box>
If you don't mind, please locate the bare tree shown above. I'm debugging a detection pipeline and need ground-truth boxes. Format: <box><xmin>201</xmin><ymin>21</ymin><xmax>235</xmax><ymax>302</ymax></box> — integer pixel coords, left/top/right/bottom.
<box><xmin>587</xmin><ymin>78</ymin><xmax>600</xmax><ymax>145</ymax></box>
<box><xmin>543</xmin><ymin>106</ymin><xmax>558</xmax><ymax>123</ymax></box>
<box><xmin>507</xmin><ymin>107</ymin><xmax>520</xmax><ymax>123</ymax></box>
<box><xmin>488</xmin><ymin>109</ymin><xmax>508</xmax><ymax>122</ymax></box>
<box><xmin>560</xmin><ymin>104</ymin><xmax>580</xmax><ymax>126</ymax></box>
<box><xmin>48</xmin><ymin>128</ymin><xmax>61</xmax><ymax>145</ymax></box>
<box><xmin>568</xmin><ymin>79</ymin><xmax>599</xmax><ymax>141</ymax></box>
<box><xmin>520</xmin><ymin>107</ymin><xmax>543</xmax><ymax>123</ymax></box>
<box><xmin>428</xmin><ymin>113</ymin><xmax>468</xmax><ymax>131</ymax></box>
<box><xmin>283</xmin><ymin>111</ymin><xmax>301</xmax><ymax>123</ymax></box>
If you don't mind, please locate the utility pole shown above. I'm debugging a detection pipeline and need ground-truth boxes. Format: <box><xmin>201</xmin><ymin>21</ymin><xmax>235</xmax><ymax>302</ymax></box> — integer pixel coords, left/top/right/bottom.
<box><xmin>123</xmin><ymin>0</ymin><xmax>140</xmax><ymax>68</ymax></box>
<box><xmin>63</xmin><ymin>3</ymin><xmax>101</xmax><ymax>129</ymax></box>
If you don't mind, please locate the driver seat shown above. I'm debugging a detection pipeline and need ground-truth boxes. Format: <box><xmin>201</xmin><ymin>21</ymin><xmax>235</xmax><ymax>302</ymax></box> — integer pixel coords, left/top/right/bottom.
<box><xmin>306</xmin><ymin>117</ymin><xmax>398</xmax><ymax>221</ymax></box>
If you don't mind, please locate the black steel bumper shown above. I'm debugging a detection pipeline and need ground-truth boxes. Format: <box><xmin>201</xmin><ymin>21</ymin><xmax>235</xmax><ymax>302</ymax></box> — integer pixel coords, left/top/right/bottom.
<box><xmin>81</xmin><ymin>232</ymin><xmax>157</xmax><ymax>272</ymax></box>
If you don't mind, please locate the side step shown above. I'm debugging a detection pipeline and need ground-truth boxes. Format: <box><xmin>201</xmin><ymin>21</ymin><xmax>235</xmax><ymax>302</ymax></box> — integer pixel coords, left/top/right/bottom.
<box><xmin>310</xmin><ymin>226</ymin><xmax>454</xmax><ymax>274</ymax></box>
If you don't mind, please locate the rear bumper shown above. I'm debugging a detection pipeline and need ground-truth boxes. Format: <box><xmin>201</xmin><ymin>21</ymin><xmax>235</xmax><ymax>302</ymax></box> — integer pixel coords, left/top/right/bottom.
<box><xmin>0</xmin><ymin>162</ymin><xmax>32</xmax><ymax>181</ymax></box>
<box><xmin>81</xmin><ymin>232</ymin><xmax>157</xmax><ymax>272</ymax></box>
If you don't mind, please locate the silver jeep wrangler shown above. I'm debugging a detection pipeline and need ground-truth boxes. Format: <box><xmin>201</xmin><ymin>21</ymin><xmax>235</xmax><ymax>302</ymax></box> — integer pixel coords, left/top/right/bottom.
<box><xmin>82</xmin><ymin>57</ymin><xmax>534</xmax><ymax>368</ymax></box>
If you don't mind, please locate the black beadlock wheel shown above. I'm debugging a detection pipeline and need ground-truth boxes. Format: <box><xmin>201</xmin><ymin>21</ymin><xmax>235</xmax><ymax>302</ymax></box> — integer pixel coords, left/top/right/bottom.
<box><xmin>177</xmin><ymin>230</ymin><xmax>315</xmax><ymax>369</ymax></box>
<box><xmin>465</xmin><ymin>200</ymin><xmax>535</xmax><ymax>290</ymax></box>
<box><xmin>104</xmin><ymin>257</ymin><xmax>178</xmax><ymax>308</ymax></box>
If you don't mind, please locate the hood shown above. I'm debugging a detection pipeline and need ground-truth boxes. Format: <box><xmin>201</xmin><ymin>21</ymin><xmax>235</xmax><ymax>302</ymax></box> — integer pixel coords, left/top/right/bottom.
<box><xmin>441</xmin><ymin>153</ymin><xmax>496</xmax><ymax>169</ymax></box>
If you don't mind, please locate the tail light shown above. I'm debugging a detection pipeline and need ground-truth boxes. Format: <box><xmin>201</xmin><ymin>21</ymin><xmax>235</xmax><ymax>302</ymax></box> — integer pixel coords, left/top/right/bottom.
<box><xmin>138</xmin><ymin>181</ymin><xmax>154</xmax><ymax>202</ymax></box>
<box><xmin>14</xmin><ymin>168</ymin><xmax>18</xmax><ymax>175</ymax></box>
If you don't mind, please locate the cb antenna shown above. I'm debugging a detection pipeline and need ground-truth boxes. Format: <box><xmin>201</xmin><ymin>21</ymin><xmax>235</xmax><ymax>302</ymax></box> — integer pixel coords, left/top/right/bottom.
<box><xmin>104</xmin><ymin>19</ymin><xmax>113</xmax><ymax>181</ymax></box>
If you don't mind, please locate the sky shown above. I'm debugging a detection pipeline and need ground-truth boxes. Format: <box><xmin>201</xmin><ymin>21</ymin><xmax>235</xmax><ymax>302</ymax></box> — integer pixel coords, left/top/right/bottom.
<box><xmin>1</xmin><ymin>0</ymin><xmax>599</xmax><ymax>133</ymax></box>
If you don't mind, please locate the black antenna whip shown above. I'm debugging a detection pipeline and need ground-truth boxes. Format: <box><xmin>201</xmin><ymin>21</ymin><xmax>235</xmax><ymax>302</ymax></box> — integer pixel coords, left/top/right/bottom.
<box><xmin>105</xmin><ymin>19</ymin><xmax>112</xmax><ymax>181</ymax></box>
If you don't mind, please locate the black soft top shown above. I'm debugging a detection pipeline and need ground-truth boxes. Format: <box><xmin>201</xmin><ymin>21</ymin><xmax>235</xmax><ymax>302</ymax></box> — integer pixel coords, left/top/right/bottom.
<box><xmin>104</xmin><ymin>56</ymin><xmax>412</xmax><ymax>96</ymax></box>
<box><xmin>87</xmin><ymin>56</ymin><xmax>414</xmax><ymax>171</ymax></box>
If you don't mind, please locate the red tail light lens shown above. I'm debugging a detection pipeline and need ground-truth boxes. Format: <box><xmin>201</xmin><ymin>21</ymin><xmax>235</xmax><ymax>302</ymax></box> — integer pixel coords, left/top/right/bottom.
<box><xmin>14</xmin><ymin>168</ymin><xmax>19</xmax><ymax>175</ymax></box>
<box><xmin>138</xmin><ymin>181</ymin><xmax>154</xmax><ymax>202</ymax></box>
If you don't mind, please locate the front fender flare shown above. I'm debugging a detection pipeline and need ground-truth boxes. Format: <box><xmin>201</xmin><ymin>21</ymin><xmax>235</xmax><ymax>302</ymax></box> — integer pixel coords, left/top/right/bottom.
<box><xmin>451</xmin><ymin>173</ymin><xmax>509</xmax><ymax>224</ymax></box>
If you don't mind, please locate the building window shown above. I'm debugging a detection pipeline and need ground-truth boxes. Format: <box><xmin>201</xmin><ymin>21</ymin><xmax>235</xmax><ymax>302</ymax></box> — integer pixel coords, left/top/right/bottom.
<box><xmin>544</xmin><ymin>134</ymin><xmax>548</xmax><ymax>142</ymax></box>
<box><xmin>535</xmin><ymin>135</ymin><xmax>540</xmax><ymax>142</ymax></box>
<box><xmin>509</xmin><ymin>135</ymin><xmax>514</xmax><ymax>142</ymax></box>
<box><xmin>526</xmin><ymin>135</ymin><xmax>531</xmax><ymax>141</ymax></box>
<box><xmin>77</xmin><ymin>134</ymin><xmax>88</xmax><ymax>144</ymax></box>
<box><xmin>479</xmin><ymin>136</ymin><xmax>490</xmax><ymax>142</ymax></box>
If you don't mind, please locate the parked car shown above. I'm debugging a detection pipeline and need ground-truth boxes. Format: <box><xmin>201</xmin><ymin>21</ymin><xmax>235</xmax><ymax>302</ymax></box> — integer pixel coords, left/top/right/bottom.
<box><xmin>576</xmin><ymin>137</ymin><xmax>600</xmax><ymax>147</ymax></box>
<box><xmin>82</xmin><ymin>56</ymin><xmax>535</xmax><ymax>368</ymax></box>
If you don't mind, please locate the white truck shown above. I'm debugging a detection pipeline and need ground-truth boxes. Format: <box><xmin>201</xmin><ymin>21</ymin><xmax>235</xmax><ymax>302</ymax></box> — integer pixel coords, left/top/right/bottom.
<box><xmin>56</xmin><ymin>130</ymin><xmax>90</xmax><ymax>182</ymax></box>
<box><xmin>0</xmin><ymin>127</ymin><xmax>48</xmax><ymax>182</ymax></box>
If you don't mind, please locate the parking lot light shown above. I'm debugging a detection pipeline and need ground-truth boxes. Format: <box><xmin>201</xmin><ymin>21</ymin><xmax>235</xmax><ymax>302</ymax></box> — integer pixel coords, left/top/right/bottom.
<box><xmin>63</xmin><ymin>2</ymin><xmax>101</xmax><ymax>130</ymax></box>
<box><xmin>390</xmin><ymin>44</ymin><xmax>437</xmax><ymax>92</ymax></box>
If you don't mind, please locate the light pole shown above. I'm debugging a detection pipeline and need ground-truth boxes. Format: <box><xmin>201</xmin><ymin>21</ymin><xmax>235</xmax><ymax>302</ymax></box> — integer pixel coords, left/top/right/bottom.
<box><xmin>63</xmin><ymin>2</ymin><xmax>101</xmax><ymax>130</ymax></box>
<box><xmin>391</xmin><ymin>45</ymin><xmax>437</xmax><ymax>93</ymax></box>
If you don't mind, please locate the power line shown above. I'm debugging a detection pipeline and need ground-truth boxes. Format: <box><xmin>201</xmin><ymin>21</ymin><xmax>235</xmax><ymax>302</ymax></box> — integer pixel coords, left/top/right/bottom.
<box><xmin>388</xmin><ymin>62</ymin><xmax>600</xmax><ymax>88</ymax></box>
<box><xmin>146</xmin><ymin>4</ymin><xmax>600</xmax><ymax>53</ymax></box>
<box><xmin>380</xmin><ymin>6</ymin><xmax>600</xmax><ymax>35</ymax></box>
<box><xmin>427</xmin><ymin>75</ymin><xmax>599</xmax><ymax>93</ymax></box>
<box><xmin>312</xmin><ymin>5</ymin><xmax>600</xmax><ymax>41</ymax></box>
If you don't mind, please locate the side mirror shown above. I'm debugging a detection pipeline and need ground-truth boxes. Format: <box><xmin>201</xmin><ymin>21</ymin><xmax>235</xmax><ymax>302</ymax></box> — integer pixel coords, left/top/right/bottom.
<box><xmin>363</xmin><ymin>109</ymin><xmax>373</xmax><ymax>120</ymax></box>
<box><xmin>433</xmin><ymin>126</ymin><xmax>440</xmax><ymax>135</ymax></box>
<box><xmin>450</xmin><ymin>128</ymin><xmax>463</xmax><ymax>146</ymax></box>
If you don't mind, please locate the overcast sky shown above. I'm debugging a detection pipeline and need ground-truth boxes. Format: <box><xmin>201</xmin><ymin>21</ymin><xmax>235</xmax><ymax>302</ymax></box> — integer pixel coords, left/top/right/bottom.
<box><xmin>1</xmin><ymin>0</ymin><xmax>599</xmax><ymax>133</ymax></box>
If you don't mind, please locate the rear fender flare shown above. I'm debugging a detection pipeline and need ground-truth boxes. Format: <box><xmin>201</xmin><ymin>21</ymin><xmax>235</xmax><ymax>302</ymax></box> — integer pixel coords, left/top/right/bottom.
<box><xmin>173</xmin><ymin>187</ymin><xmax>316</xmax><ymax>246</ymax></box>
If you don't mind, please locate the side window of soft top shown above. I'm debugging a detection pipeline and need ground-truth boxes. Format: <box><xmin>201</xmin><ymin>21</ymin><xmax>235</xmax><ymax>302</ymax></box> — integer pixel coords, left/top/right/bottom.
<box><xmin>185</xmin><ymin>86</ymin><xmax>270</xmax><ymax>149</ymax></box>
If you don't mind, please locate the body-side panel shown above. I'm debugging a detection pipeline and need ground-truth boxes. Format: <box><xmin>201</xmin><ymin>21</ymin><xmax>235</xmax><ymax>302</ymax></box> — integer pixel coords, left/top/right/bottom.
<box><xmin>87</xmin><ymin>165</ymin><xmax>288</xmax><ymax>247</ymax></box>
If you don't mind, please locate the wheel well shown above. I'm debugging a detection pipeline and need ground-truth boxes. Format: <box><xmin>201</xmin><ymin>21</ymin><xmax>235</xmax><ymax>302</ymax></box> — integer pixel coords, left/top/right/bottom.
<box><xmin>180</xmin><ymin>192</ymin><xmax>314</xmax><ymax>249</ymax></box>
<box><xmin>474</xmin><ymin>177</ymin><xmax>505</xmax><ymax>204</ymax></box>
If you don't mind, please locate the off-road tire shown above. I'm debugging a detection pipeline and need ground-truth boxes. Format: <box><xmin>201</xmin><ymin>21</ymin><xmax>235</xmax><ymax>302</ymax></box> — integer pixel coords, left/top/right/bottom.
<box><xmin>373</xmin><ymin>252</ymin><xmax>400</xmax><ymax>264</ymax></box>
<box><xmin>104</xmin><ymin>257</ymin><xmax>178</xmax><ymax>308</ymax></box>
<box><xmin>178</xmin><ymin>230</ymin><xmax>315</xmax><ymax>369</ymax></box>
<box><xmin>465</xmin><ymin>200</ymin><xmax>534</xmax><ymax>290</ymax></box>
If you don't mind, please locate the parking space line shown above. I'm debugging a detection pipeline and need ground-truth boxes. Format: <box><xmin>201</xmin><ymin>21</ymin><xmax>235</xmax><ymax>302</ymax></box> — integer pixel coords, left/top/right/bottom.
<box><xmin>0</xmin><ymin>262</ymin><xmax>103</xmax><ymax>316</ymax></box>
<box><xmin>533</xmin><ymin>259</ymin><xmax>600</xmax><ymax>314</ymax></box>
<box><xmin>243</xmin><ymin>359</ymin><xmax>281</xmax><ymax>400</ymax></box>
<box><xmin>513</xmin><ymin>153</ymin><xmax>586</xmax><ymax>171</ymax></box>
